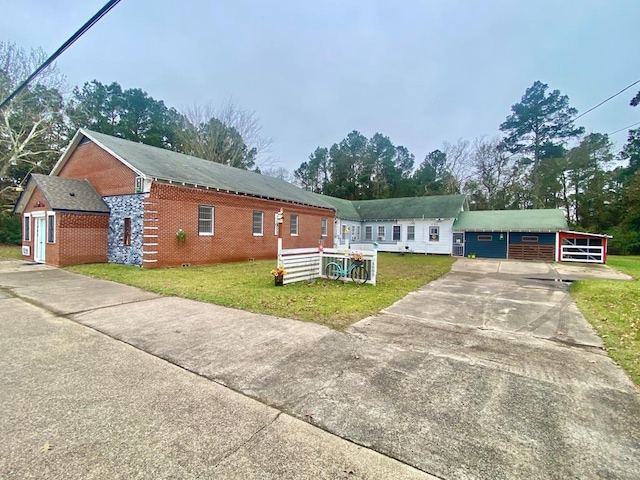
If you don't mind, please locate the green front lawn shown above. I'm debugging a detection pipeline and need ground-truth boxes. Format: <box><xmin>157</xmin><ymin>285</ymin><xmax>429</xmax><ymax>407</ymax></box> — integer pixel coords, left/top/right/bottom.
<box><xmin>68</xmin><ymin>253</ymin><xmax>455</xmax><ymax>330</ymax></box>
<box><xmin>0</xmin><ymin>245</ymin><xmax>21</xmax><ymax>260</ymax></box>
<box><xmin>571</xmin><ymin>256</ymin><xmax>640</xmax><ymax>385</ymax></box>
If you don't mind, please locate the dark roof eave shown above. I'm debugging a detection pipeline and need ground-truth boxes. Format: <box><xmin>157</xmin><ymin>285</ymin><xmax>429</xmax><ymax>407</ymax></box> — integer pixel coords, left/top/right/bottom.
<box><xmin>52</xmin><ymin>208</ymin><xmax>110</xmax><ymax>214</ymax></box>
<box><xmin>152</xmin><ymin>177</ymin><xmax>335</xmax><ymax>212</ymax></box>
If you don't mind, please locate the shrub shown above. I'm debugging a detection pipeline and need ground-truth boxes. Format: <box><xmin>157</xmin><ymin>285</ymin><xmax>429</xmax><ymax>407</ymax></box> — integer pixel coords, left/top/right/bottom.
<box><xmin>0</xmin><ymin>214</ymin><xmax>21</xmax><ymax>245</ymax></box>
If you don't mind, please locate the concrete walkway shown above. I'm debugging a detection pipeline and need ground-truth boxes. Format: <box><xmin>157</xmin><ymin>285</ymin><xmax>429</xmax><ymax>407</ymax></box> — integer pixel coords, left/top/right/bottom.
<box><xmin>1</xmin><ymin>258</ymin><xmax>638</xmax><ymax>479</ymax></box>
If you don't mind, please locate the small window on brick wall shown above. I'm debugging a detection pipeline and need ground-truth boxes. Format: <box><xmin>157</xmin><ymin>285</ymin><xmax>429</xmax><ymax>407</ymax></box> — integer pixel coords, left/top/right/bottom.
<box><xmin>47</xmin><ymin>213</ymin><xmax>56</xmax><ymax>243</ymax></box>
<box><xmin>321</xmin><ymin>217</ymin><xmax>327</xmax><ymax>237</ymax></box>
<box><xmin>123</xmin><ymin>217</ymin><xmax>132</xmax><ymax>246</ymax></box>
<box><xmin>290</xmin><ymin>214</ymin><xmax>299</xmax><ymax>236</ymax></box>
<box><xmin>24</xmin><ymin>214</ymin><xmax>31</xmax><ymax>241</ymax></box>
<box><xmin>198</xmin><ymin>205</ymin><xmax>214</xmax><ymax>235</ymax></box>
<box><xmin>253</xmin><ymin>210</ymin><xmax>264</xmax><ymax>236</ymax></box>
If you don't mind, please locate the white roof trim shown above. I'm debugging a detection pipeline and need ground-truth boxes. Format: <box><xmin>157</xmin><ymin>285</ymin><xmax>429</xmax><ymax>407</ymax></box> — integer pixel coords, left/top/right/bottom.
<box><xmin>560</xmin><ymin>230</ymin><xmax>612</xmax><ymax>239</ymax></box>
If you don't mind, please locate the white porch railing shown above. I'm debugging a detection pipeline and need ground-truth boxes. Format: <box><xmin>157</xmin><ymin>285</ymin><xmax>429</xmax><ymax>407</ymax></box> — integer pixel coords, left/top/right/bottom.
<box><xmin>561</xmin><ymin>245</ymin><xmax>605</xmax><ymax>264</ymax></box>
<box><xmin>280</xmin><ymin>247</ymin><xmax>377</xmax><ymax>285</ymax></box>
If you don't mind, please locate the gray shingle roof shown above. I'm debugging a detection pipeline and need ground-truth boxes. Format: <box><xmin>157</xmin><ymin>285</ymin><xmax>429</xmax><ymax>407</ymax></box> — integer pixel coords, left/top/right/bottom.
<box><xmin>80</xmin><ymin>129</ymin><xmax>335</xmax><ymax>210</ymax></box>
<box><xmin>453</xmin><ymin>209</ymin><xmax>568</xmax><ymax>232</ymax></box>
<box><xmin>31</xmin><ymin>173</ymin><xmax>110</xmax><ymax>213</ymax></box>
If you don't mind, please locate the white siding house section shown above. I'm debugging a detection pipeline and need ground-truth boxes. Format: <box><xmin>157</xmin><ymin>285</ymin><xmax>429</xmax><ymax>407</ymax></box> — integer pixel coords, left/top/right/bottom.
<box><xmin>375</xmin><ymin>218</ymin><xmax>455</xmax><ymax>254</ymax></box>
<box><xmin>320</xmin><ymin>193</ymin><xmax>467</xmax><ymax>255</ymax></box>
<box><xmin>333</xmin><ymin>219</ymin><xmax>361</xmax><ymax>248</ymax></box>
<box><xmin>335</xmin><ymin>217</ymin><xmax>456</xmax><ymax>254</ymax></box>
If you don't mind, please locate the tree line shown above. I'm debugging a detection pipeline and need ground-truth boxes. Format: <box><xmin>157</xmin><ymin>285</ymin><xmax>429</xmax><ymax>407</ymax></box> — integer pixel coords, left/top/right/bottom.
<box><xmin>294</xmin><ymin>81</ymin><xmax>640</xmax><ymax>254</ymax></box>
<box><xmin>1</xmin><ymin>41</ymin><xmax>639</xmax><ymax>253</ymax></box>
<box><xmin>0</xmin><ymin>41</ymin><xmax>272</xmax><ymax>219</ymax></box>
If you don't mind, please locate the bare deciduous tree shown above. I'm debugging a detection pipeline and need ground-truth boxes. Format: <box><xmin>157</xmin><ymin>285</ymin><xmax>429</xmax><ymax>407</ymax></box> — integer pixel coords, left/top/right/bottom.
<box><xmin>1</xmin><ymin>42</ymin><xmax>68</xmax><ymax>208</ymax></box>
<box><xmin>466</xmin><ymin>137</ymin><xmax>518</xmax><ymax>210</ymax></box>
<box><xmin>178</xmin><ymin>100</ymin><xmax>273</xmax><ymax>170</ymax></box>
<box><xmin>441</xmin><ymin>138</ymin><xmax>473</xmax><ymax>193</ymax></box>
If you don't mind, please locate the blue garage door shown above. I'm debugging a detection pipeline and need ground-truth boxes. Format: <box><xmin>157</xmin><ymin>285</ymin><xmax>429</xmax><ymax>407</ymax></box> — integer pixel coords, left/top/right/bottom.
<box><xmin>465</xmin><ymin>232</ymin><xmax>507</xmax><ymax>259</ymax></box>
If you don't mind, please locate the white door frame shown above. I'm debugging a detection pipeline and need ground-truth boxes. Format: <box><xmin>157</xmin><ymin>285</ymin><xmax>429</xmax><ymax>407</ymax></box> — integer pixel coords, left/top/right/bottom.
<box><xmin>32</xmin><ymin>212</ymin><xmax>46</xmax><ymax>263</ymax></box>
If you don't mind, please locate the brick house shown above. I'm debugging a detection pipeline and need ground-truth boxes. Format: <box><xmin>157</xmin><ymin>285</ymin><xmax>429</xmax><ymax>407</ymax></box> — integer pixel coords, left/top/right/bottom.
<box><xmin>14</xmin><ymin>129</ymin><xmax>335</xmax><ymax>268</ymax></box>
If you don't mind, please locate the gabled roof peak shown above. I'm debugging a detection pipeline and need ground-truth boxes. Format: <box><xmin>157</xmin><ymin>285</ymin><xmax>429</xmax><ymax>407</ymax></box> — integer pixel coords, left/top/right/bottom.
<box><xmin>50</xmin><ymin>129</ymin><xmax>335</xmax><ymax>211</ymax></box>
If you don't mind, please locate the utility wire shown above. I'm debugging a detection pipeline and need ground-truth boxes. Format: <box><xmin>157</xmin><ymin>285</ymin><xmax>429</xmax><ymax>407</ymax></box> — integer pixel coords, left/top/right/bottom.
<box><xmin>0</xmin><ymin>0</ymin><xmax>123</xmax><ymax>110</ymax></box>
<box><xmin>610</xmin><ymin>121</ymin><xmax>640</xmax><ymax>136</ymax></box>
<box><xmin>573</xmin><ymin>78</ymin><xmax>640</xmax><ymax>122</ymax></box>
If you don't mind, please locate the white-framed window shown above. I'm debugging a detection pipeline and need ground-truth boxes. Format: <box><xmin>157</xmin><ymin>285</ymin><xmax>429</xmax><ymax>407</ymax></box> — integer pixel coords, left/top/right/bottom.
<box><xmin>46</xmin><ymin>212</ymin><xmax>56</xmax><ymax>244</ymax></box>
<box><xmin>356</xmin><ymin>225</ymin><xmax>361</xmax><ymax>240</ymax></box>
<box><xmin>252</xmin><ymin>210</ymin><xmax>264</xmax><ymax>236</ymax></box>
<box><xmin>321</xmin><ymin>217</ymin><xmax>328</xmax><ymax>237</ymax></box>
<box><xmin>365</xmin><ymin>225</ymin><xmax>373</xmax><ymax>241</ymax></box>
<box><xmin>134</xmin><ymin>176</ymin><xmax>144</xmax><ymax>193</ymax></box>
<box><xmin>290</xmin><ymin>214</ymin><xmax>299</xmax><ymax>236</ymax></box>
<box><xmin>23</xmin><ymin>213</ymin><xmax>31</xmax><ymax>241</ymax></box>
<box><xmin>351</xmin><ymin>226</ymin><xmax>357</xmax><ymax>241</ymax></box>
<box><xmin>198</xmin><ymin>205</ymin><xmax>214</xmax><ymax>235</ymax></box>
<box><xmin>407</xmin><ymin>225</ymin><xmax>415</xmax><ymax>241</ymax></box>
<box><xmin>342</xmin><ymin>224</ymin><xmax>349</xmax><ymax>241</ymax></box>
<box><xmin>429</xmin><ymin>226</ymin><xmax>440</xmax><ymax>242</ymax></box>
<box><xmin>377</xmin><ymin>226</ymin><xmax>385</xmax><ymax>241</ymax></box>
<box><xmin>392</xmin><ymin>225</ymin><xmax>401</xmax><ymax>241</ymax></box>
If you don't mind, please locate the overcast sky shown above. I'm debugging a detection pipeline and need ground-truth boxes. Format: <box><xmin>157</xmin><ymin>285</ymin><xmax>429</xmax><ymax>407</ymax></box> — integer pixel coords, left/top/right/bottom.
<box><xmin>2</xmin><ymin>0</ymin><xmax>639</xmax><ymax>171</ymax></box>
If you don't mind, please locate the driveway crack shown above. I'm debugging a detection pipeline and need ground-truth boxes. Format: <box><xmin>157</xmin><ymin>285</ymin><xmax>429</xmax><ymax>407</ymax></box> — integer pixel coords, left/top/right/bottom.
<box><xmin>212</xmin><ymin>411</ymin><xmax>282</xmax><ymax>469</ymax></box>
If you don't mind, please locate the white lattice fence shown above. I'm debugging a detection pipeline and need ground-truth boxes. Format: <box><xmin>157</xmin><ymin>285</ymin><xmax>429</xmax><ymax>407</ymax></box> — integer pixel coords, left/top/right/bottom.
<box><xmin>279</xmin><ymin>247</ymin><xmax>377</xmax><ymax>285</ymax></box>
<box><xmin>280</xmin><ymin>248</ymin><xmax>322</xmax><ymax>285</ymax></box>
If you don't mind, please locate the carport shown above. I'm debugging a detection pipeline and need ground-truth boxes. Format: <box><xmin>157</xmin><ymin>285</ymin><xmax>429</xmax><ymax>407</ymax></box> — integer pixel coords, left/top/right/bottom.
<box><xmin>452</xmin><ymin>209</ymin><xmax>568</xmax><ymax>261</ymax></box>
<box><xmin>557</xmin><ymin>230</ymin><xmax>611</xmax><ymax>264</ymax></box>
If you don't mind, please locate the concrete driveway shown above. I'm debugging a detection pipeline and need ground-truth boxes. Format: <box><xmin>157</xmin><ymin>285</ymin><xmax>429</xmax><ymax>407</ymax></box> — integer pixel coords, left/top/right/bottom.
<box><xmin>1</xmin><ymin>257</ymin><xmax>638</xmax><ymax>479</ymax></box>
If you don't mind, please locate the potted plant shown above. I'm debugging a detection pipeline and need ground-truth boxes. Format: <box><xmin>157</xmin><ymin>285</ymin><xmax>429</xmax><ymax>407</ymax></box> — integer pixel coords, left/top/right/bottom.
<box><xmin>351</xmin><ymin>251</ymin><xmax>364</xmax><ymax>265</ymax></box>
<box><xmin>270</xmin><ymin>265</ymin><xmax>288</xmax><ymax>286</ymax></box>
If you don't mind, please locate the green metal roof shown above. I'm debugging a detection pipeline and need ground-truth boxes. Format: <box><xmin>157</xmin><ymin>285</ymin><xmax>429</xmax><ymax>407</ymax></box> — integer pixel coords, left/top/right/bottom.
<box><xmin>67</xmin><ymin>129</ymin><xmax>335</xmax><ymax>211</ymax></box>
<box><xmin>313</xmin><ymin>194</ymin><xmax>362</xmax><ymax>220</ymax></box>
<box><xmin>313</xmin><ymin>193</ymin><xmax>467</xmax><ymax>221</ymax></box>
<box><xmin>353</xmin><ymin>195</ymin><xmax>467</xmax><ymax>221</ymax></box>
<box><xmin>453</xmin><ymin>209</ymin><xmax>568</xmax><ymax>232</ymax></box>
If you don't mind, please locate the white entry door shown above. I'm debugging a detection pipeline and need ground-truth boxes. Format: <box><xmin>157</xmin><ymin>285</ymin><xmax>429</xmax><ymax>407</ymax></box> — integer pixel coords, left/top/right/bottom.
<box><xmin>34</xmin><ymin>217</ymin><xmax>46</xmax><ymax>263</ymax></box>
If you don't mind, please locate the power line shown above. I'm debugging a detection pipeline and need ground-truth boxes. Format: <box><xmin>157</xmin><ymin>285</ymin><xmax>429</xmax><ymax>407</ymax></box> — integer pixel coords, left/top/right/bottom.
<box><xmin>610</xmin><ymin>121</ymin><xmax>640</xmax><ymax>136</ymax></box>
<box><xmin>0</xmin><ymin>0</ymin><xmax>123</xmax><ymax>110</ymax></box>
<box><xmin>573</xmin><ymin>78</ymin><xmax>640</xmax><ymax>122</ymax></box>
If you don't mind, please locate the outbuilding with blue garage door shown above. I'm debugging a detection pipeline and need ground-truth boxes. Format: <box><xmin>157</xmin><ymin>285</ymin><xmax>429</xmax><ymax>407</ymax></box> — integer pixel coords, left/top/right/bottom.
<box><xmin>452</xmin><ymin>209</ymin><xmax>569</xmax><ymax>261</ymax></box>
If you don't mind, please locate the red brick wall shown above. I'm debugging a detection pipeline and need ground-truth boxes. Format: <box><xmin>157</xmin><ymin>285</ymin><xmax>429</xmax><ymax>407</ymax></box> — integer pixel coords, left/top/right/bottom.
<box><xmin>20</xmin><ymin>187</ymin><xmax>108</xmax><ymax>266</ymax></box>
<box><xmin>55</xmin><ymin>213</ymin><xmax>109</xmax><ymax>267</ymax></box>
<box><xmin>57</xmin><ymin>142</ymin><xmax>137</xmax><ymax>196</ymax></box>
<box><xmin>143</xmin><ymin>183</ymin><xmax>335</xmax><ymax>267</ymax></box>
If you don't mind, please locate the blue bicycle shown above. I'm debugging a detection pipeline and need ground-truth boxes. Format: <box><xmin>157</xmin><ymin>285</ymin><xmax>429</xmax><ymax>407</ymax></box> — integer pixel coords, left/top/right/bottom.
<box><xmin>324</xmin><ymin>259</ymin><xmax>369</xmax><ymax>284</ymax></box>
